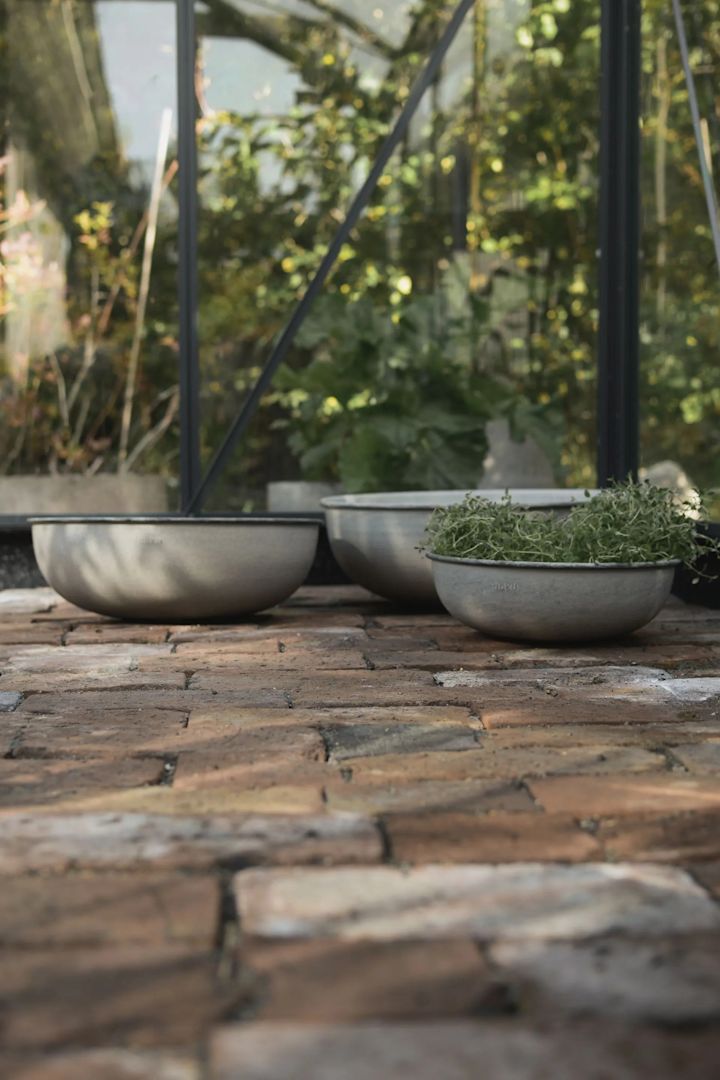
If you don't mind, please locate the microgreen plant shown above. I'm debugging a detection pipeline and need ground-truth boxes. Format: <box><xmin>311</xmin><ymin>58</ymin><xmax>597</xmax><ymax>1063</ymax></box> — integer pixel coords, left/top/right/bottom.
<box><xmin>424</xmin><ymin>481</ymin><xmax>720</xmax><ymax>573</ymax></box>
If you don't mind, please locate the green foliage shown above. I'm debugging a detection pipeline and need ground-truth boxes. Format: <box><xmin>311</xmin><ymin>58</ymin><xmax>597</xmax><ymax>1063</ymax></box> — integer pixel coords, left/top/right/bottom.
<box><xmin>0</xmin><ymin>189</ymin><xmax>179</xmax><ymax>475</ymax></box>
<box><xmin>425</xmin><ymin>481</ymin><xmax>720</xmax><ymax>569</ymax></box>
<box><xmin>273</xmin><ymin>291</ymin><xmax>555</xmax><ymax>491</ymax></box>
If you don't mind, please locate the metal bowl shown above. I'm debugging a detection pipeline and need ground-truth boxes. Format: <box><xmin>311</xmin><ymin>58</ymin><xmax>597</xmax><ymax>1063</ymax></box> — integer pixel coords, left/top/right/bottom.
<box><xmin>30</xmin><ymin>516</ymin><xmax>320</xmax><ymax>621</ymax></box>
<box><xmin>428</xmin><ymin>555</ymin><xmax>679</xmax><ymax>642</ymax></box>
<box><xmin>321</xmin><ymin>490</ymin><xmax>595</xmax><ymax>605</ymax></box>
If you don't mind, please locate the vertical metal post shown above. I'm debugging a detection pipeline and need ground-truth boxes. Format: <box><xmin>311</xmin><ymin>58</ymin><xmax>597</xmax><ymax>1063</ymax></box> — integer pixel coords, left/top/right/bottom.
<box><xmin>176</xmin><ymin>0</ymin><xmax>202</xmax><ymax>511</ymax></box>
<box><xmin>597</xmin><ymin>0</ymin><xmax>641</xmax><ymax>484</ymax></box>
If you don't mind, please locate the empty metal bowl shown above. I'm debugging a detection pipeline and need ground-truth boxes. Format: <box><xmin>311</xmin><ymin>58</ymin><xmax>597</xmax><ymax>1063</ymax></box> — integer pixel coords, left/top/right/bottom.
<box><xmin>30</xmin><ymin>516</ymin><xmax>320</xmax><ymax>621</ymax></box>
<box><xmin>428</xmin><ymin>555</ymin><xmax>679</xmax><ymax>642</ymax></box>
<box><xmin>321</xmin><ymin>490</ymin><xmax>594</xmax><ymax>605</ymax></box>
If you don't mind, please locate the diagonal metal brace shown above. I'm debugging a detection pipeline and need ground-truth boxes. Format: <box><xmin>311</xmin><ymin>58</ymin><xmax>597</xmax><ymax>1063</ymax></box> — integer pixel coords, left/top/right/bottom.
<box><xmin>672</xmin><ymin>0</ymin><xmax>720</xmax><ymax>280</ymax></box>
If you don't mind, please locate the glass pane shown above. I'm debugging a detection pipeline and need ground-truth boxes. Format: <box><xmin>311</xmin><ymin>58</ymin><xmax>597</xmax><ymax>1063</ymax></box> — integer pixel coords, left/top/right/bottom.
<box><xmin>0</xmin><ymin>0</ymin><xmax>179</xmax><ymax>514</ymax></box>
<box><xmin>195</xmin><ymin>0</ymin><xmax>600</xmax><ymax>511</ymax></box>
<box><xmin>639</xmin><ymin>0</ymin><xmax>720</xmax><ymax>514</ymax></box>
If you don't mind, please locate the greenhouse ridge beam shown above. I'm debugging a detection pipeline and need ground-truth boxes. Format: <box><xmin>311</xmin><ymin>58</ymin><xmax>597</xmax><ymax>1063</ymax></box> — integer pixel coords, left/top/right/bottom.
<box><xmin>184</xmin><ymin>0</ymin><xmax>477</xmax><ymax>515</ymax></box>
<box><xmin>597</xmin><ymin>0</ymin><xmax>641</xmax><ymax>484</ymax></box>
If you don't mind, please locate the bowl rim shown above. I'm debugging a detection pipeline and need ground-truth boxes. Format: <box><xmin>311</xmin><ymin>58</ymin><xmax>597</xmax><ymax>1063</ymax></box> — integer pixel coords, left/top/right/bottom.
<box><xmin>427</xmin><ymin>553</ymin><xmax>681</xmax><ymax>570</ymax></box>
<box><xmin>28</xmin><ymin>515</ymin><xmax>320</xmax><ymax>527</ymax></box>
<box><xmin>321</xmin><ymin>488</ymin><xmax>597</xmax><ymax>512</ymax></box>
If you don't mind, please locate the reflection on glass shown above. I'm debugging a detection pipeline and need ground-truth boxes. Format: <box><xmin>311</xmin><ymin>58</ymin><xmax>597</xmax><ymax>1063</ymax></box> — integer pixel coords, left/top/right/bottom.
<box><xmin>196</xmin><ymin>0</ymin><xmax>600</xmax><ymax>510</ymax></box>
<box><xmin>640</xmin><ymin>0</ymin><xmax>720</xmax><ymax>510</ymax></box>
<box><xmin>0</xmin><ymin>0</ymin><xmax>178</xmax><ymax>512</ymax></box>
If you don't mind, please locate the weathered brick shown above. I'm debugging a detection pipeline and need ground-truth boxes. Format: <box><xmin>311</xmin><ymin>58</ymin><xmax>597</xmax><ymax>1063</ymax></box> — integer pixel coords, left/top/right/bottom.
<box><xmin>691</xmin><ymin>860</ymin><xmax>720</xmax><ymax>898</ymax></box>
<box><xmin>540</xmin><ymin>643</ymin><xmax>720</xmax><ymax>671</ymax></box>
<box><xmin>324</xmin><ymin>777</ymin><xmax>536</xmax><ymax>816</ymax></box>
<box><xmin>0</xmin><ymin>873</ymin><xmax>218</xmax><ymax>947</ymax></box>
<box><xmin>313</xmin><ymin>705</ymin><xmax>478</xmax><ymax>727</ymax></box>
<box><xmin>9</xmin><ymin>709</ymin><xmax>190</xmax><ymax>759</ymax></box>
<box><xmin>435</xmin><ymin>665</ymin><xmax>671</xmax><ymax>695</ymax></box>
<box><xmin>2</xmin><ymin>643</ymin><xmax>173</xmax><ymax>673</ymax></box>
<box><xmin>480</xmin><ymin>698</ymin><xmax>707</xmax><ymax>729</ymax></box>
<box><xmin>636</xmin><ymin>621</ymin><xmax>720</xmax><ymax>644</ymax></box>
<box><xmin>598</xmin><ymin>812</ymin><xmax>720</xmax><ymax>863</ymax></box>
<box><xmin>15</xmin><ymin>689</ymin><xmax>289</xmax><ymax>715</ymax></box>
<box><xmin>238</xmin><ymin>938</ymin><xmax>497</xmax><ymax>1021</ymax></box>
<box><xmin>373</xmin><ymin>643</ymin><xmax>720</xmax><ymax>673</ymax></box>
<box><xmin>173</xmin><ymin>725</ymin><xmax>326</xmax><ymax>781</ymax></box>
<box><xmin>394</xmin><ymin>624</ymin><xmax>515</xmax><ymax>650</ymax></box>
<box><xmin>490</xmin><ymin>935</ymin><xmax>720</xmax><ymax>1024</ymax></box>
<box><xmin>482</xmin><ymin>721</ymin><xmax>720</xmax><ymax>748</ymax></box>
<box><xmin>258</xmin><ymin>609</ymin><xmax>366</xmax><ymax>629</ymax></box>
<box><xmin>57</xmin><ymin>783</ymin><xmax>329</xmax><ymax>817</ymax></box>
<box><xmin>529</xmin><ymin>774</ymin><xmax>720</xmax><ymax>816</ymax></box>
<box><xmin>143</xmin><ymin>645</ymin><xmax>368</xmax><ymax>673</ymax></box>
<box><xmin>0</xmin><ymin>624</ymin><xmax>66</xmax><ymax>647</ymax></box>
<box><xmin>367</xmin><ymin>650</ymin><xmax>516</xmax><ymax>671</ymax></box>
<box><xmin>172</xmin><ymin>627</ymin><xmax>366</xmax><ymax>650</ymax></box>
<box><xmin>65</xmin><ymin>625</ymin><xmax>172</xmax><ymax>645</ymax></box>
<box><xmin>671</xmin><ymin>739</ymin><xmax>720</xmax><ymax>774</ymax></box>
<box><xmin>370</xmin><ymin>613</ymin><xmax>460</xmax><ymax>628</ymax></box>
<box><xmin>31</xmin><ymin>604</ymin><xmax>107</xmax><ymax>623</ymax></box>
<box><xmin>0</xmin><ymin>812</ymin><xmax>381</xmax><ymax>873</ymax></box>
<box><xmin>387</xmin><ymin>812</ymin><xmax>599</xmax><ymax>864</ymax></box>
<box><xmin>0</xmin><ymin>757</ymin><xmax>164</xmax><ymax>809</ymax></box>
<box><xmin>209</xmin><ymin>1020</ymin><xmax>720</xmax><ymax>1080</ymax></box>
<box><xmin>0</xmin><ymin>588</ymin><xmax>57</xmax><ymax>616</ymax></box>
<box><xmin>438</xmin><ymin>668</ymin><xmax>720</xmax><ymax>708</ymax></box>
<box><xmin>0</xmin><ymin>1048</ymin><xmax>201</xmax><ymax>1080</ymax></box>
<box><xmin>342</xmin><ymin>744</ymin><xmax>662</xmax><ymax>785</ymax></box>
<box><xmin>0</xmin><ymin>671</ymin><xmax>187</xmax><ymax>694</ymax></box>
<box><xmin>362</xmin><ymin>631</ymin><xmax>440</xmax><ymax>651</ymax></box>
<box><xmin>0</xmin><ymin>945</ymin><xmax>238</xmax><ymax>1050</ymax></box>
<box><xmin>187</xmin><ymin>704</ymin><xmax>478</xmax><ymax>732</ymax></box>
<box><xmin>175</xmin><ymin>635</ymin><xmax>283</xmax><ymax>656</ymax></box>
<box><xmin>234</xmin><ymin>863</ymin><xmax>720</xmax><ymax>941</ymax></box>
<box><xmin>190</xmin><ymin>669</ymin><xmax>447</xmax><ymax>708</ymax></box>
<box><xmin>282</xmin><ymin>584</ymin><xmax>378</xmax><ymax>608</ymax></box>
<box><xmin>185</xmin><ymin>674</ymin><xmax>300</xmax><ymax>706</ymax></box>
<box><xmin>322</xmin><ymin>722</ymin><xmax>480</xmax><ymax>760</ymax></box>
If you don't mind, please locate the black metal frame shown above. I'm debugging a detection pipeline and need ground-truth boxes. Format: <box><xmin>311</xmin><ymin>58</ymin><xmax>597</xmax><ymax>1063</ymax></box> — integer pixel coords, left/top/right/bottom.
<box><xmin>597</xmin><ymin>0</ymin><xmax>641</xmax><ymax>485</ymax></box>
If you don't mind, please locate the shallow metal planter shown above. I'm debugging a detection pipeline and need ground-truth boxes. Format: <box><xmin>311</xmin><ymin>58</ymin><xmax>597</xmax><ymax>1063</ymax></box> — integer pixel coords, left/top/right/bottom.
<box><xmin>322</xmin><ymin>490</ymin><xmax>595</xmax><ymax>605</ymax></box>
<box><xmin>428</xmin><ymin>555</ymin><xmax>679</xmax><ymax>642</ymax></box>
<box><xmin>30</xmin><ymin>516</ymin><xmax>319</xmax><ymax>621</ymax></box>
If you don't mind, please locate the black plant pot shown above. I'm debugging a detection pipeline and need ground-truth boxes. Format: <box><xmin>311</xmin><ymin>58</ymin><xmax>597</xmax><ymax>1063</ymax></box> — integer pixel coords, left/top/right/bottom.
<box><xmin>672</xmin><ymin>522</ymin><xmax>720</xmax><ymax>608</ymax></box>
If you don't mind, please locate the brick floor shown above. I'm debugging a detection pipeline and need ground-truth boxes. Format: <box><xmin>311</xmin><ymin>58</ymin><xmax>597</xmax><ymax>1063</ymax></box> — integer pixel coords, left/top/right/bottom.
<box><xmin>0</xmin><ymin>585</ymin><xmax>719</xmax><ymax>1077</ymax></box>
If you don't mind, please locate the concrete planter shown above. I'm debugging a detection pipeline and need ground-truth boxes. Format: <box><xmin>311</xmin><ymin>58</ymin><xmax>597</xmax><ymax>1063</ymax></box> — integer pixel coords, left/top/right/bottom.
<box><xmin>31</xmin><ymin>516</ymin><xmax>319</xmax><ymax>621</ymax></box>
<box><xmin>322</xmin><ymin>490</ymin><xmax>594</xmax><ymax>606</ymax></box>
<box><xmin>428</xmin><ymin>555</ymin><xmax>678</xmax><ymax>642</ymax></box>
<box><xmin>0</xmin><ymin>474</ymin><xmax>168</xmax><ymax>514</ymax></box>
